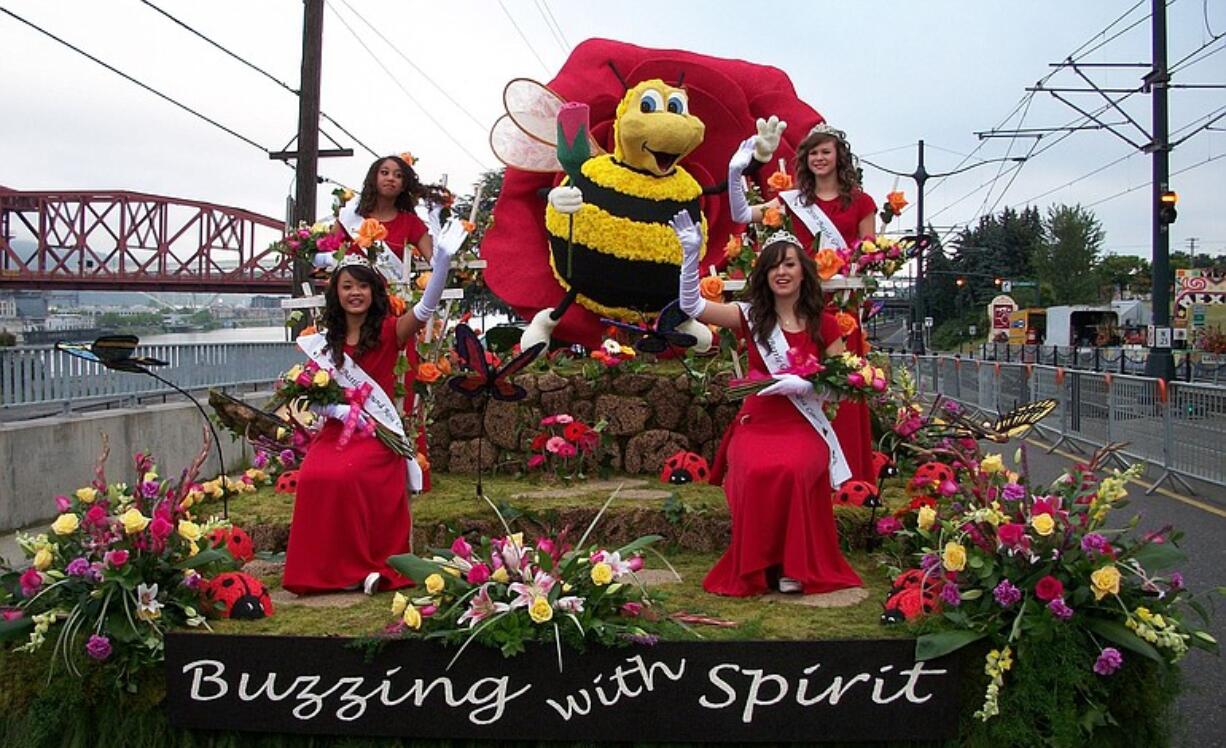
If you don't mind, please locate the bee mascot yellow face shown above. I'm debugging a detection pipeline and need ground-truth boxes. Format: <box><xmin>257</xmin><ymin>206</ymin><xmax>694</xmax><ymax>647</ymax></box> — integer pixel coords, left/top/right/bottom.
<box><xmin>543</xmin><ymin>79</ymin><xmax>709</xmax><ymax>321</ymax></box>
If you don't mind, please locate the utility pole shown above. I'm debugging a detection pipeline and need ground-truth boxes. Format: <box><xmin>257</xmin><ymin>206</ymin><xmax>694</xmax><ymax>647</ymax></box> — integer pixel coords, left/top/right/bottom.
<box><xmin>1186</xmin><ymin>237</ymin><xmax>1198</xmax><ymax>260</ymax></box>
<box><xmin>1144</xmin><ymin>0</ymin><xmax>1174</xmax><ymax>380</ymax></box>
<box><xmin>291</xmin><ymin>0</ymin><xmax>324</xmax><ymax>305</ymax></box>
<box><xmin>863</xmin><ymin>144</ymin><xmax>1027</xmax><ymax>354</ymax></box>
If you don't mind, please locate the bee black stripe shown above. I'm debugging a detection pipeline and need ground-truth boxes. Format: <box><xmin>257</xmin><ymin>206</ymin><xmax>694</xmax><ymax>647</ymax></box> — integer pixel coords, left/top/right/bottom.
<box><xmin>568</xmin><ymin>170</ymin><xmax>701</xmax><ymax>226</ymax></box>
<box><xmin>550</xmin><ymin>236</ymin><xmax>679</xmax><ymax>312</ymax></box>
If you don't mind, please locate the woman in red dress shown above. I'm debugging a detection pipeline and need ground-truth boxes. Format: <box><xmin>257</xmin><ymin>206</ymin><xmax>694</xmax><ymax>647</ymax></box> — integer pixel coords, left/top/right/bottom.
<box><xmin>284</xmin><ymin>226</ymin><xmax>457</xmax><ymax>595</ymax></box>
<box><xmin>673</xmin><ymin>211</ymin><xmax>862</xmax><ymax>596</ymax></box>
<box><xmin>729</xmin><ymin>125</ymin><xmax>878</xmax><ymax>487</ymax></box>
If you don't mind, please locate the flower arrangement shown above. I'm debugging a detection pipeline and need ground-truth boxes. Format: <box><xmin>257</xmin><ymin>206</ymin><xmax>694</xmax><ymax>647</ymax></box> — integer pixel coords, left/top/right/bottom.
<box><xmin>0</xmin><ymin>444</ymin><xmax>240</xmax><ymax>680</ymax></box>
<box><xmin>589</xmin><ymin>337</ymin><xmax>637</xmax><ymax>368</ymax></box>
<box><xmin>875</xmin><ymin>441</ymin><xmax>1218</xmax><ymax>728</ymax></box>
<box><xmin>526</xmin><ymin>413</ymin><xmax>605</xmax><ymax>478</ymax></box>
<box><xmin>383</xmin><ymin>508</ymin><xmax>671</xmax><ymax>663</ymax></box>
<box><xmin>843</xmin><ymin>235</ymin><xmax>916</xmax><ymax>278</ymax></box>
<box><xmin>727</xmin><ymin>349</ymin><xmax>888</xmax><ymax>412</ymax></box>
<box><xmin>721</xmin><ymin>232</ymin><xmax>757</xmax><ymax>280</ymax></box>
<box><xmin>269</xmin><ymin>221</ymin><xmax>344</xmax><ymax>267</ymax></box>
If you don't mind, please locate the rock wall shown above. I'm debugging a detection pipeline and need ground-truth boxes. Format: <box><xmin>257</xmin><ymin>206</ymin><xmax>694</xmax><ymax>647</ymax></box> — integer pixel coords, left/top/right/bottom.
<box><xmin>429</xmin><ymin>369</ymin><xmax>740</xmax><ymax>476</ymax></box>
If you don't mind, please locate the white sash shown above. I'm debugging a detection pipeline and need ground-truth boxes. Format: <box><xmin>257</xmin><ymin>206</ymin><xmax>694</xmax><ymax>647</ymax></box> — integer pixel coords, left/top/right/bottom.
<box><xmin>778</xmin><ymin>190</ymin><xmax>849</xmax><ymax>250</ymax></box>
<box><xmin>736</xmin><ymin>302</ymin><xmax>852</xmax><ymax>488</ymax></box>
<box><xmin>296</xmin><ymin>332</ymin><xmax>423</xmax><ymax>491</ymax></box>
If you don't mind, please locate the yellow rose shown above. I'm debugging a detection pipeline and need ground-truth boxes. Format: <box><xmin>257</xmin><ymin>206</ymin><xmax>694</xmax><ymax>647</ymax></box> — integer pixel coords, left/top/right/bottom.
<box><xmin>1030</xmin><ymin>513</ymin><xmax>1055</xmax><ymax>536</ymax></box>
<box><xmin>942</xmin><ymin>542</ymin><xmax>967</xmax><ymax>572</ymax></box>
<box><xmin>189</xmin><ymin>540</ymin><xmax>199</xmax><ymax>557</ymax></box>
<box><xmin>917</xmin><ymin>505</ymin><xmax>937</xmax><ymax>531</ymax></box>
<box><xmin>391</xmin><ymin>592</ymin><xmax>408</xmax><ymax>617</ymax></box>
<box><xmin>285</xmin><ymin>364</ymin><xmax>303</xmax><ymax>381</ymax></box>
<box><xmin>312</xmin><ymin>369</ymin><xmax>331</xmax><ymax>387</ymax></box>
<box><xmin>50</xmin><ymin>513</ymin><xmax>80</xmax><ymax>536</ymax></box>
<box><xmin>591</xmin><ymin>562</ymin><xmax>614</xmax><ymax>586</ymax></box>
<box><xmin>425</xmin><ymin>573</ymin><xmax>446</xmax><ymax>595</ymax></box>
<box><xmin>1091</xmin><ymin>565</ymin><xmax>1121</xmax><ymax>601</ymax></box>
<box><xmin>529</xmin><ymin>596</ymin><xmax>553</xmax><ymax>624</ymax></box>
<box><xmin>859</xmin><ymin>240</ymin><xmax>877</xmax><ymax>255</ymax></box>
<box><xmin>402</xmin><ymin>605</ymin><xmax>422</xmax><ymax>630</ymax></box>
<box><xmin>33</xmin><ymin>547</ymin><xmax>53</xmax><ymax>571</ymax></box>
<box><xmin>120</xmin><ymin>508</ymin><xmax>150</xmax><ymax>535</ymax></box>
<box><xmin>491</xmin><ymin>567</ymin><xmax>509</xmax><ymax>584</ymax></box>
<box><xmin>177</xmin><ymin>520</ymin><xmax>201</xmax><ymax>542</ymax></box>
<box><xmin>74</xmin><ymin>487</ymin><xmax>97</xmax><ymax>504</ymax></box>
<box><xmin>980</xmin><ymin>454</ymin><xmax>1005</xmax><ymax>474</ymax></box>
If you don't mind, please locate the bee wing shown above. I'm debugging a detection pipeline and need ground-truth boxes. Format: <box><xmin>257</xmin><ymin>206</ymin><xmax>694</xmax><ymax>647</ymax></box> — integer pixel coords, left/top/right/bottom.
<box><xmin>490</xmin><ymin>78</ymin><xmax>606</xmax><ymax>172</ymax></box>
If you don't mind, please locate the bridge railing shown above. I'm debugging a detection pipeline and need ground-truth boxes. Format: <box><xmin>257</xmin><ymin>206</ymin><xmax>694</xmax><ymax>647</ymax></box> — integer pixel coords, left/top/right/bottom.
<box><xmin>887</xmin><ymin>353</ymin><xmax>1226</xmax><ymax>492</ymax></box>
<box><xmin>0</xmin><ymin>342</ymin><xmax>300</xmax><ymax>418</ymax></box>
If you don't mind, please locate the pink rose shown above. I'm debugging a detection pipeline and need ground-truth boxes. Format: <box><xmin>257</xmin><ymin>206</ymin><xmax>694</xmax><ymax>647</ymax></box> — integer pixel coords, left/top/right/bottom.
<box><xmin>620</xmin><ymin>601</ymin><xmax>643</xmax><ymax>617</ymax></box>
<box><xmin>627</xmin><ymin>555</ymin><xmax>644</xmax><ymax>572</ymax></box>
<box><xmin>105</xmin><ymin>549</ymin><xmax>129</xmax><ymax>568</ymax></box>
<box><xmin>467</xmin><ymin>563</ymin><xmax>491</xmax><ymax>585</ymax></box>
<box><xmin>150</xmin><ymin>515</ymin><xmax>173</xmax><ymax>541</ymax></box>
<box><xmin>1035</xmin><ymin>575</ymin><xmax>1065</xmax><ymax>601</ymax></box>
<box><xmin>847</xmin><ymin>372</ymin><xmax>865</xmax><ymax>388</ymax></box>
<box><xmin>997</xmin><ymin>523</ymin><xmax>1025</xmax><ymax>547</ymax></box>
<box><xmin>450</xmin><ymin>537</ymin><xmax>473</xmax><ymax>559</ymax></box>
<box><xmin>55</xmin><ymin>495</ymin><xmax>72</xmax><ymax>512</ymax></box>
<box><xmin>872</xmin><ymin>378</ymin><xmax>887</xmax><ymax>391</ymax></box>
<box><xmin>938</xmin><ymin>479</ymin><xmax>959</xmax><ymax>497</ymax></box>
<box><xmin>19</xmin><ymin>568</ymin><xmax>42</xmax><ymax>597</ymax></box>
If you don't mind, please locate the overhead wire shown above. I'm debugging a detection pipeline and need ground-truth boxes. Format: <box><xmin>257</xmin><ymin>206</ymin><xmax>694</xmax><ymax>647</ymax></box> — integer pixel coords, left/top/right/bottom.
<box><xmin>497</xmin><ymin>0</ymin><xmax>553</xmax><ymax>75</ymax></box>
<box><xmin>1084</xmin><ymin>152</ymin><xmax>1224</xmax><ymax>207</ymax></box>
<box><xmin>533</xmin><ymin>0</ymin><xmax>569</xmax><ymax>53</ymax></box>
<box><xmin>541</xmin><ymin>0</ymin><xmax>571</xmax><ymax>49</ymax></box>
<box><xmin>139</xmin><ymin>0</ymin><xmax>380</xmax><ymax>158</ymax></box>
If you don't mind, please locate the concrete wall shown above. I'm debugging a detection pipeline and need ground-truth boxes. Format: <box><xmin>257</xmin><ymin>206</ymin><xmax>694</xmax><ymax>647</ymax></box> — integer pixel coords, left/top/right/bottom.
<box><xmin>0</xmin><ymin>396</ymin><xmax>261</xmax><ymax>532</ymax></box>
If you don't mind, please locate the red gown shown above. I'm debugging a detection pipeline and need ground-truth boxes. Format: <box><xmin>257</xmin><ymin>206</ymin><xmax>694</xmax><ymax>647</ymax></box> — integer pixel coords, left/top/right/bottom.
<box><xmin>783</xmin><ymin>190</ymin><xmax>878</xmax><ymax>487</ymax></box>
<box><xmin>283</xmin><ymin>315</ymin><xmax>414</xmax><ymax>594</ymax></box>
<box><xmin>704</xmin><ymin>312</ymin><xmax>863</xmax><ymax>597</ymax></box>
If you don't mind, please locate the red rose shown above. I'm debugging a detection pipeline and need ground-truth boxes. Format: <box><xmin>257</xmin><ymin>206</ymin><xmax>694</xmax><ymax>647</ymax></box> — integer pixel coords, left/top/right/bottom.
<box><xmin>1035</xmin><ymin>575</ymin><xmax>1065</xmax><ymax>601</ymax></box>
<box><xmin>997</xmin><ymin>523</ymin><xmax>1025</xmax><ymax>547</ymax></box>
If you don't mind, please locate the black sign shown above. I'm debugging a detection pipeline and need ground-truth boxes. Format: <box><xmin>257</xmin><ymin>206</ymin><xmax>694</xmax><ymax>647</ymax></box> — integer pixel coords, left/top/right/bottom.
<box><xmin>165</xmin><ymin>634</ymin><xmax>958</xmax><ymax>742</ymax></box>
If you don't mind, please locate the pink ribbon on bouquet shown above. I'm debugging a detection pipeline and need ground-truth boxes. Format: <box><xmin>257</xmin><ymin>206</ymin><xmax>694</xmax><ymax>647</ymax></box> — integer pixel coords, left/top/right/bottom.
<box><xmin>337</xmin><ymin>382</ymin><xmax>376</xmax><ymax>448</ymax></box>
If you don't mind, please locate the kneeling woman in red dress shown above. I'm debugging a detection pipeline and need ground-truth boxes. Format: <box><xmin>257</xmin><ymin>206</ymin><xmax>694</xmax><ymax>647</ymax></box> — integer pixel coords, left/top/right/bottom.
<box><xmin>671</xmin><ymin>211</ymin><xmax>862</xmax><ymax>596</ymax></box>
<box><xmin>283</xmin><ymin>221</ymin><xmax>463</xmax><ymax>595</ymax></box>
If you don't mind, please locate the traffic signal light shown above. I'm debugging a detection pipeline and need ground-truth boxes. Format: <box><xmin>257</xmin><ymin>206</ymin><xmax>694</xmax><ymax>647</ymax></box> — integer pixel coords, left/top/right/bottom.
<box><xmin>994</xmin><ymin>277</ymin><xmax>1003</xmax><ymax>287</ymax></box>
<box><xmin>956</xmin><ymin>277</ymin><xmax>966</xmax><ymax>287</ymax></box>
<box><xmin>1159</xmin><ymin>191</ymin><xmax>1178</xmax><ymax>225</ymax></box>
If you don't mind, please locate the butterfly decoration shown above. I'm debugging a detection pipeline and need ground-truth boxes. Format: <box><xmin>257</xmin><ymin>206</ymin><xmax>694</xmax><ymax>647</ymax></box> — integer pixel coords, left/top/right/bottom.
<box><xmin>55</xmin><ymin>335</ymin><xmax>168</xmax><ymax>373</ymax></box>
<box><xmin>600</xmin><ymin>300</ymin><xmax>697</xmax><ymax>355</ymax></box>
<box><xmin>863</xmin><ymin>300</ymin><xmax>886</xmax><ymax>323</ymax></box>
<box><xmin>447</xmin><ymin>324</ymin><xmax>546</xmax><ymax>402</ymax></box>
<box><xmin>932</xmin><ymin>399</ymin><xmax>1058</xmax><ymax>443</ymax></box>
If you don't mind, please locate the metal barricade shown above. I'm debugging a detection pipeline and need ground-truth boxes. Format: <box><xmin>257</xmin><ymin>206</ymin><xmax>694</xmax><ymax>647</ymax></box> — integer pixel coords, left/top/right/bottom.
<box><xmin>1107</xmin><ymin>374</ymin><xmax>1166</xmax><ymax>470</ymax></box>
<box><xmin>1162</xmin><ymin>382</ymin><xmax>1226</xmax><ymax>490</ymax></box>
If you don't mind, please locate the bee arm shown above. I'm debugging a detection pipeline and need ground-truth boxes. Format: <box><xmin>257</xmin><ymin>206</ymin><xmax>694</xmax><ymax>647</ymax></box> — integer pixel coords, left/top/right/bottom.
<box><xmin>701</xmin><ymin>156</ymin><xmax>765</xmax><ymax>196</ymax></box>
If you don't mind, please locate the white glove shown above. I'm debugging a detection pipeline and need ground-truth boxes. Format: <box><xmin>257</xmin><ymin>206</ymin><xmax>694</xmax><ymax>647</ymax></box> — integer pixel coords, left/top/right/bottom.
<box><xmin>412</xmin><ymin>224</ymin><xmax>458</xmax><ymax>322</ymax></box>
<box><xmin>727</xmin><ymin>136</ymin><xmax>756</xmax><ymax>223</ymax></box>
<box><xmin>312</xmin><ymin>251</ymin><xmax>337</xmax><ymax>270</ymax></box>
<box><xmin>427</xmin><ymin>201</ymin><xmax>445</xmax><ymax>236</ymax></box>
<box><xmin>753</xmin><ymin>116</ymin><xmax>787</xmax><ymax>163</ymax></box>
<box><xmin>670</xmin><ymin>210</ymin><xmax>706</xmax><ymax>319</ymax></box>
<box><xmin>521</xmin><ymin>308</ymin><xmax>559</xmax><ymax>351</ymax></box>
<box><xmin>310</xmin><ymin>403</ymin><xmax>368</xmax><ymax>427</ymax></box>
<box><xmin>758</xmin><ymin>374</ymin><xmax>814</xmax><ymax>398</ymax></box>
<box><xmin>548</xmin><ymin>185</ymin><xmax>583</xmax><ymax>215</ymax></box>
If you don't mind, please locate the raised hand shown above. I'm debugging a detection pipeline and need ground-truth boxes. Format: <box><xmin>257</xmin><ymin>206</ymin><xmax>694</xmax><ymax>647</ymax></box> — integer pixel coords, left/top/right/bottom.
<box><xmin>432</xmin><ymin>218</ymin><xmax>467</xmax><ymax>261</ymax></box>
<box><xmin>728</xmin><ymin>136</ymin><xmax>757</xmax><ymax>174</ymax></box>
<box><xmin>753</xmin><ymin>116</ymin><xmax>787</xmax><ymax>163</ymax></box>
<box><xmin>671</xmin><ymin>209</ymin><xmax>706</xmax><ymax>319</ymax></box>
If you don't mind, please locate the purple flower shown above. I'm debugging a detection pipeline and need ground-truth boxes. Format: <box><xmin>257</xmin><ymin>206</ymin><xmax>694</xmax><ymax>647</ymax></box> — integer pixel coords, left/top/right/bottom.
<box><xmin>1002</xmin><ymin>482</ymin><xmax>1026</xmax><ymax>501</ymax></box>
<box><xmin>875</xmin><ymin>516</ymin><xmax>903</xmax><ymax>535</ymax></box>
<box><xmin>939</xmin><ymin>582</ymin><xmax>961</xmax><ymax>607</ymax></box>
<box><xmin>85</xmin><ymin>634</ymin><xmax>112</xmax><ymax>661</ymax></box>
<box><xmin>182</xmin><ymin>570</ymin><xmax>203</xmax><ymax>590</ymax></box>
<box><xmin>1169</xmin><ymin>572</ymin><xmax>1184</xmax><ymax>590</ymax></box>
<box><xmin>993</xmin><ymin>579</ymin><xmax>1022</xmax><ymax>607</ymax></box>
<box><xmin>139</xmin><ymin>480</ymin><xmax>160</xmax><ymax>499</ymax></box>
<box><xmin>941</xmin><ymin>400</ymin><xmax>963</xmax><ymax>416</ymax></box>
<box><xmin>620</xmin><ymin>632</ymin><xmax>659</xmax><ymax>646</ymax></box>
<box><xmin>1081</xmin><ymin>533</ymin><xmax>1110</xmax><ymax>555</ymax></box>
<box><xmin>278</xmin><ymin>449</ymin><xmax>297</xmax><ymax>467</ymax></box>
<box><xmin>65</xmin><ymin>557</ymin><xmax>91</xmax><ymax>577</ymax></box>
<box><xmin>921</xmin><ymin>553</ymin><xmax>941</xmax><ymax>572</ymax></box>
<box><xmin>1047</xmin><ymin>597</ymin><xmax>1074</xmax><ymax>621</ymax></box>
<box><xmin>252</xmin><ymin>450</ymin><xmax>269</xmax><ymax>469</ymax></box>
<box><xmin>1093</xmin><ymin>647</ymin><xmax>1123</xmax><ymax>676</ymax></box>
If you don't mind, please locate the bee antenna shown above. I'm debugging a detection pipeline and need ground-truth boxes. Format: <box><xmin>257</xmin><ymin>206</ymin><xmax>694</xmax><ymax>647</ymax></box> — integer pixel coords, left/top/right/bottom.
<box><xmin>676</xmin><ymin>70</ymin><xmax>685</xmax><ymax>87</ymax></box>
<box><xmin>606</xmin><ymin>60</ymin><xmax>629</xmax><ymax>92</ymax></box>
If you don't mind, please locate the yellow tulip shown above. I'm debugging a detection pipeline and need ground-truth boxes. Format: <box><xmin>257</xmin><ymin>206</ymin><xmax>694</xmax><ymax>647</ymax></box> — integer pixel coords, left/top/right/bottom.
<box><xmin>402</xmin><ymin>605</ymin><xmax>423</xmax><ymax>630</ymax></box>
<box><xmin>312</xmin><ymin>370</ymin><xmax>331</xmax><ymax>387</ymax></box>
<box><xmin>391</xmin><ymin>592</ymin><xmax>408</xmax><ymax>617</ymax></box>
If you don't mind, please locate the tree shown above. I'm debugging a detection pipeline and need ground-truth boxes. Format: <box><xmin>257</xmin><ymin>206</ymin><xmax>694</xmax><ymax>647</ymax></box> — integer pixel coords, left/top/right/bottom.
<box><xmin>1035</xmin><ymin>204</ymin><xmax>1104</xmax><ymax>305</ymax></box>
<box><xmin>1097</xmin><ymin>254</ymin><xmax>1150</xmax><ymax>299</ymax></box>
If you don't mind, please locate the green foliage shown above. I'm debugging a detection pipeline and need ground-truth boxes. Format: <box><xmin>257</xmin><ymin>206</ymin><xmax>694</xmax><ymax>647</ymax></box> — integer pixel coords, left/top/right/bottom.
<box><xmin>1035</xmin><ymin>204</ymin><xmax>1106</xmax><ymax>305</ymax></box>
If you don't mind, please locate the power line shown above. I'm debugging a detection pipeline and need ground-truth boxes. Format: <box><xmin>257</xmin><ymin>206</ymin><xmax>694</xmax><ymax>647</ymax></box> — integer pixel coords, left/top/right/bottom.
<box><xmin>331</xmin><ymin>0</ymin><xmax>488</xmax><ymax>132</ymax></box>
<box><xmin>139</xmin><ymin>0</ymin><xmax>380</xmax><ymax>158</ymax></box>
<box><xmin>324</xmin><ymin>3</ymin><xmax>492</xmax><ymax>170</ymax></box>
<box><xmin>533</xmin><ymin>0</ymin><xmax>569</xmax><ymax>53</ymax></box>
<box><xmin>540</xmin><ymin>0</ymin><xmax>571</xmax><ymax>49</ymax></box>
<box><xmin>1084</xmin><ymin>152</ymin><xmax>1224</xmax><ymax>207</ymax></box>
<box><xmin>497</xmin><ymin>0</ymin><xmax>553</xmax><ymax>75</ymax></box>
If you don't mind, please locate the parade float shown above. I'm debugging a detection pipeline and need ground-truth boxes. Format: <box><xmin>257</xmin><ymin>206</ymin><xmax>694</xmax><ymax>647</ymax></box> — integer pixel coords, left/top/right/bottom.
<box><xmin>0</xmin><ymin>38</ymin><xmax>1216</xmax><ymax>747</ymax></box>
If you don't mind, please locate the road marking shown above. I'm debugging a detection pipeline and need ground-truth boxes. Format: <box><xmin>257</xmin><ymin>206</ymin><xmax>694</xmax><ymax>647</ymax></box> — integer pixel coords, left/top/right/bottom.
<box><xmin>1026</xmin><ymin>438</ymin><xmax>1226</xmax><ymax>520</ymax></box>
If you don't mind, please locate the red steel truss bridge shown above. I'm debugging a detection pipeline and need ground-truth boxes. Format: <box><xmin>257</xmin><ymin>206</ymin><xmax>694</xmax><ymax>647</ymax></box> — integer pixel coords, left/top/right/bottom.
<box><xmin>0</xmin><ymin>186</ymin><xmax>292</xmax><ymax>292</ymax></box>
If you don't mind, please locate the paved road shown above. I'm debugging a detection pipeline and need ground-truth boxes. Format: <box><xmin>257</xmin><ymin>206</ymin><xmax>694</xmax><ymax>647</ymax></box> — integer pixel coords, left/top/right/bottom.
<box><xmin>1002</xmin><ymin>435</ymin><xmax>1225</xmax><ymax>748</ymax></box>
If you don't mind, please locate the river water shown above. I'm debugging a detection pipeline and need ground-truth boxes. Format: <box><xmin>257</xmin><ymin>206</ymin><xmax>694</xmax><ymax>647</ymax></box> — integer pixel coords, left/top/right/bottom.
<box><xmin>139</xmin><ymin>326</ymin><xmax>291</xmax><ymax>344</ymax></box>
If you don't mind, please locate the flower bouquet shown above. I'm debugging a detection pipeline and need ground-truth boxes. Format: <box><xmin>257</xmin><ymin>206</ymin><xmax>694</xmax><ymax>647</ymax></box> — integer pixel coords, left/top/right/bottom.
<box><xmin>0</xmin><ymin>443</ymin><xmax>239</xmax><ymax>680</ymax></box>
<box><xmin>267</xmin><ymin>360</ymin><xmax>412</xmax><ymax>457</ymax></box>
<box><xmin>726</xmin><ymin>348</ymin><xmax>889</xmax><ymax>410</ymax></box>
<box><xmin>844</xmin><ymin>235</ymin><xmax>916</xmax><ymax>278</ymax></box>
<box><xmin>269</xmin><ymin>220</ymin><xmax>344</xmax><ymax>267</ymax></box>
<box><xmin>526</xmin><ymin>413</ymin><xmax>604</xmax><ymax>477</ymax></box>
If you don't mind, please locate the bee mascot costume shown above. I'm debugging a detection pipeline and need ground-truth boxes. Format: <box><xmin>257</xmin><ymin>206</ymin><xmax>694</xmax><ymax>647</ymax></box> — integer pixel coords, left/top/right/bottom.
<box><xmin>483</xmin><ymin>39</ymin><xmax>824</xmax><ymax>350</ymax></box>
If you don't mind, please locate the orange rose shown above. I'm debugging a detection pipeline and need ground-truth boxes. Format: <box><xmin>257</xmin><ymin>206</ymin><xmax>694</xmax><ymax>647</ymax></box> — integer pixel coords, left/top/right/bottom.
<box><xmin>699</xmin><ymin>275</ymin><xmax>725</xmax><ymax>301</ymax></box>
<box><xmin>399</xmin><ymin>151</ymin><xmax>415</xmax><ymax>167</ymax></box>
<box><xmin>301</xmin><ymin>324</ymin><xmax>318</xmax><ymax>335</ymax></box>
<box><xmin>767</xmin><ymin>171</ymin><xmax>794</xmax><ymax>191</ymax></box>
<box><xmin>436</xmin><ymin>356</ymin><xmax>452</xmax><ymax>375</ymax></box>
<box><xmin>723</xmin><ymin>234</ymin><xmax>742</xmax><ymax>259</ymax></box>
<box><xmin>762</xmin><ymin>207</ymin><xmax>784</xmax><ymax>228</ymax></box>
<box><xmin>887</xmin><ymin>190</ymin><xmax>908</xmax><ymax>215</ymax></box>
<box><xmin>835</xmin><ymin>311</ymin><xmax>858</xmax><ymax>337</ymax></box>
<box><xmin>355</xmin><ymin>218</ymin><xmax>388</xmax><ymax>249</ymax></box>
<box><xmin>461</xmin><ymin>220</ymin><xmax>476</xmax><ymax>233</ymax></box>
<box><xmin>417</xmin><ymin>361</ymin><xmax>441</xmax><ymax>384</ymax></box>
<box><xmin>815</xmin><ymin>248</ymin><xmax>844</xmax><ymax>281</ymax></box>
<box><xmin>388</xmin><ymin>295</ymin><xmax>406</xmax><ymax>317</ymax></box>
<box><xmin>415</xmin><ymin>271</ymin><xmax>432</xmax><ymax>291</ymax></box>
<box><xmin>416</xmin><ymin>451</ymin><xmax>430</xmax><ymax>472</ymax></box>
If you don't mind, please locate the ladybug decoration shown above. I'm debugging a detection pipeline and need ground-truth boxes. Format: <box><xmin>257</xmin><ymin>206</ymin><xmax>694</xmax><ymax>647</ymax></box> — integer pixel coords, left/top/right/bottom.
<box><xmin>208</xmin><ymin>526</ymin><xmax>255</xmax><ymax>566</ymax></box>
<box><xmin>835</xmin><ymin>480</ymin><xmax>880</xmax><ymax>508</ymax></box>
<box><xmin>910</xmin><ymin>461</ymin><xmax>955</xmax><ymax>492</ymax></box>
<box><xmin>881</xmin><ymin>569</ymin><xmax>943</xmax><ymax>625</ymax></box>
<box><xmin>872</xmin><ymin>451</ymin><xmax>898</xmax><ymax>481</ymax></box>
<box><xmin>275</xmin><ymin>470</ymin><xmax>299</xmax><ymax>495</ymax></box>
<box><xmin>660</xmin><ymin>451</ymin><xmax>710</xmax><ymax>485</ymax></box>
<box><xmin>202</xmin><ymin>572</ymin><xmax>274</xmax><ymax>620</ymax></box>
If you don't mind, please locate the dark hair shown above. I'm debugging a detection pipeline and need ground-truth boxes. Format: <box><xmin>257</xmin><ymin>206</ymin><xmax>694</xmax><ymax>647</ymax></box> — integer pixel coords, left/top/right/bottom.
<box><xmin>356</xmin><ymin>156</ymin><xmax>449</xmax><ymax>217</ymax></box>
<box><xmin>794</xmin><ymin>130</ymin><xmax>861</xmax><ymax>211</ymax></box>
<box><xmin>322</xmin><ymin>265</ymin><xmax>389</xmax><ymax>367</ymax></box>
<box><xmin>747</xmin><ymin>240</ymin><xmax>827</xmax><ymax>349</ymax></box>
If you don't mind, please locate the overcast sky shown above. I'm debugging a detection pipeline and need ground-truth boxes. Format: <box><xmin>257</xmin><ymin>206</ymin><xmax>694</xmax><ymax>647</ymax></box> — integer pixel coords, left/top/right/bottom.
<box><xmin>3</xmin><ymin>0</ymin><xmax>1223</xmax><ymax>261</ymax></box>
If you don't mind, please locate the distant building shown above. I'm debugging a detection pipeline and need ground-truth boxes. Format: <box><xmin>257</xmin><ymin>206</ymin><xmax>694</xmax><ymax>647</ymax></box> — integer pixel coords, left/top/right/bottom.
<box><xmin>250</xmin><ymin>295</ymin><xmax>284</xmax><ymax>309</ymax></box>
